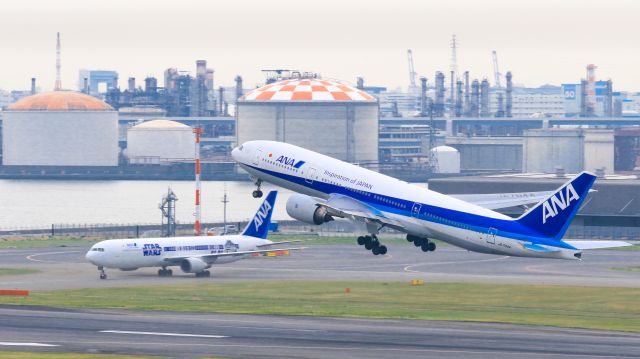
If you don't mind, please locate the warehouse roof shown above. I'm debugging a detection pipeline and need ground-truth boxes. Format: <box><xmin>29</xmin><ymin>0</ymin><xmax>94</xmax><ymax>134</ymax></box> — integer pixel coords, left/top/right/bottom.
<box><xmin>7</xmin><ymin>92</ymin><xmax>114</xmax><ymax>111</ymax></box>
<box><xmin>241</xmin><ymin>79</ymin><xmax>376</xmax><ymax>102</ymax></box>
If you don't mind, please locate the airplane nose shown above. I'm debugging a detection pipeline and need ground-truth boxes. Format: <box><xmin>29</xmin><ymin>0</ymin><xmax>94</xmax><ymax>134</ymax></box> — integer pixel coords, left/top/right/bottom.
<box><xmin>231</xmin><ymin>146</ymin><xmax>240</xmax><ymax>161</ymax></box>
<box><xmin>85</xmin><ymin>250</ymin><xmax>97</xmax><ymax>265</ymax></box>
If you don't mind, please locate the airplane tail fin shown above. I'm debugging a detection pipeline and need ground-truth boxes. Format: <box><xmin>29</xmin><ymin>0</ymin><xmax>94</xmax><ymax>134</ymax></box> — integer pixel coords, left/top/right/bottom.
<box><xmin>516</xmin><ymin>172</ymin><xmax>596</xmax><ymax>240</ymax></box>
<box><xmin>242</xmin><ymin>191</ymin><xmax>277</xmax><ymax>239</ymax></box>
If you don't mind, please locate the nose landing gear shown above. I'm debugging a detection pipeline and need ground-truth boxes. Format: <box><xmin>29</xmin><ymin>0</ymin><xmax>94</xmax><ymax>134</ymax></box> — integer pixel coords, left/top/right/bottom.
<box><xmin>252</xmin><ymin>178</ymin><xmax>263</xmax><ymax>198</ymax></box>
<box><xmin>357</xmin><ymin>235</ymin><xmax>387</xmax><ymax>255</ymax></box>
<box><xmin>98</xmin><ymin>266</ymin><xmax>107</xmax><ymax>280</ymax></box>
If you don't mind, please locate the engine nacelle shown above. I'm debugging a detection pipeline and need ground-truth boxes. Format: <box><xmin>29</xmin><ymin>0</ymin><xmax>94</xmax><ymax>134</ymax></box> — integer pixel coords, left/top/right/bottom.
<box><xmin>286</xmin><ymin>194</ymin><xmax>334</xmax><ymax>225</ymax></box>
<box><xmin>180</xmin><ymin>257</ymin><xmax>209</xmax><ymax>273</ymax></box>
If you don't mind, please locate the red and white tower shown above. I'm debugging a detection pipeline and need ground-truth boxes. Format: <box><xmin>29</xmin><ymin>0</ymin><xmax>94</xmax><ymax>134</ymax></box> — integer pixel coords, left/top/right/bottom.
<box><xmin>55</xmin><ymin>32</ymin><xmax>62</xmax><ymax>91</ymax></box>
<box><xmin>193</xmin><ymin>127</ymin><xmax>202</xmax><ymax>235</ymax></box>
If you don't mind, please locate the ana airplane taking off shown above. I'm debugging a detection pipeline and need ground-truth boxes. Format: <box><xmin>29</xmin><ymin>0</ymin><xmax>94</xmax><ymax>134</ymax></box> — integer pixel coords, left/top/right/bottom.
<box><xmin>232</xmin><ymin>141</ymin><xmax>630</xmax><ymax>260</ymax></box>
<box><xmin>86</xmin><ymin>191</ymin><xmax>300</xmax><ymax>279</ymax></box>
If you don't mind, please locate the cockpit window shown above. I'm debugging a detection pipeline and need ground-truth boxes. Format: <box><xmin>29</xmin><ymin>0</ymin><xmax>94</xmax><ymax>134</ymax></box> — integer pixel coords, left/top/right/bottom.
<box><xmin>91</xmin><ymin>248</ymin><xmax>105</xmax><ymax>252</ymax></box>
<box><xmin>239</xmin><ymin>145</ymin><xmax>243</xmax><ymax>151</ymax></box>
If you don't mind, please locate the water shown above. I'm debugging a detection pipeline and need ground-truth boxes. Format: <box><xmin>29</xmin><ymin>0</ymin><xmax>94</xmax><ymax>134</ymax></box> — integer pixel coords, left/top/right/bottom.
<box><xmin>0</xmin><ymin>180</ymin><xmax>297</xmax><ymax>229</ymax></box>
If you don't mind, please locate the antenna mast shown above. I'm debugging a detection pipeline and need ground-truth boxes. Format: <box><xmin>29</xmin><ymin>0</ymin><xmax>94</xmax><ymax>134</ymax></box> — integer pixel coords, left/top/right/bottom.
<box><xmin>55</xmin><ymin>32</ymin><xmax>62</xmax><ymax>91</ymax></box>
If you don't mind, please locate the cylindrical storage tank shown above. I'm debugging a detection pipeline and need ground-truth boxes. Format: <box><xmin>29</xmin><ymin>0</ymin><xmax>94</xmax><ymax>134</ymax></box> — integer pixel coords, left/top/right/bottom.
<box><xmin>523</xmin><ymin>129</ymin><xmax>583</xmax><ymax>173</ymax></box>
<box><xmin>126</xmin><ymin>119</ymin><xmax>194</xmax><ymax>164</ymax></box>
<box><xmin>431</xmin><ymin>146</ymin><xmax>460</xmax><ymax>173</ymax></box>
<box><xmin>3</xmin><ymin>91</ymin><xmax>118</xmax><ymax>166</ymax></box>
<box><xmin>236</xmin><ymin>78</ymin><xmax>379</xmax><ymax>165</ymax></box>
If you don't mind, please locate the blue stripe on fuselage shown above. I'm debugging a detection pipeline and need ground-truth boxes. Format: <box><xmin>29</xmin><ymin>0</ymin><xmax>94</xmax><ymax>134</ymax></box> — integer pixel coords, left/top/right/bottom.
<box><xmin>244</xmin><ymin>164</ymin><xmax>576</xmax><ymax>250</ymax></box>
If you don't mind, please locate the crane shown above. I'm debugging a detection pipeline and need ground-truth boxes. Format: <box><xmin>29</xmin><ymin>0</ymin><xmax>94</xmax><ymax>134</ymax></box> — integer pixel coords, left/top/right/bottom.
<box><xmin>492</xmin><ymin>50</ymin><xmax>502</xmax><ymax>88</ymax></box>
<box><xmin>407</xmin><ymin>49</ymin><xmax>418</xmax><ymax>93</ymax></box>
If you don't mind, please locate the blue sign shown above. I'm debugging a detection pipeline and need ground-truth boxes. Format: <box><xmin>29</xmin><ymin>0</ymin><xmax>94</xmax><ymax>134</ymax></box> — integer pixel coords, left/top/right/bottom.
<box><xmin>563</xmin><ymin>84</ymin><xmax>576</xmax><ymax>100</ymax></box>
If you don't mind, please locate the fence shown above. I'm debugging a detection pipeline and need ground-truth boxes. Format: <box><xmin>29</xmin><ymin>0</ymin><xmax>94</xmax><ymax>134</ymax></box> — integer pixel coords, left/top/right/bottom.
<box><xmin>0</xmin><ymin>220</ymin><xmax>637</xmax><ymax>240</ymax></box>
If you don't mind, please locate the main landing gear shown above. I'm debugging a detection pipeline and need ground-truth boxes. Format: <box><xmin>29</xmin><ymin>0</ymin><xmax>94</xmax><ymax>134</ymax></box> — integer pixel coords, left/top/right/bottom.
<box><xmin>195</xmin><ymin>270</ymin><xmax>211</xmax><ymax>278</ymax></box>
<box><xmin>252</xmin><ymin>178</ymin><xmax>263</xmax><ymax>198</ymax></box>
<box><xmin>407</xmin><ymin>234</ymin><xmax>436</xmax><ymax>252</ymax></box>
<box><xmin>158</xmin><ymin>267</ymin><xmax>173</xmax><ymax>277</ymax></box>
<box><xmin>357</xmin><ymin>235</ymin><xmax>387</xmax><ymax>255</ymax></box>
<box><xmin>98</xmin><ymin>266</ymin><xmax>107</xmax><ymax>280</ymax></box>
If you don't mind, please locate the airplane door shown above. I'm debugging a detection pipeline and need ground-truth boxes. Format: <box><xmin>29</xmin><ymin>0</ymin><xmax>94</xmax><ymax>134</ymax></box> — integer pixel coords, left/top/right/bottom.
<box><xmin>486</xmin><ymin>227</ymin><xmax>497</xmax><ymax>244</ymax></box>
<box><xmin>411</xmin><ymin>203</ymin><xmax>422</xmax><ymax>218</ymax></box>
<box><xmin>252</xmin><ymin>149</ymin><xmax>262</xmax><ymax>166</ymax></box>
<box><xmin>305</xmin><ymin>167</ymin><xmax>317</xmax><ymax>184</ymax></box>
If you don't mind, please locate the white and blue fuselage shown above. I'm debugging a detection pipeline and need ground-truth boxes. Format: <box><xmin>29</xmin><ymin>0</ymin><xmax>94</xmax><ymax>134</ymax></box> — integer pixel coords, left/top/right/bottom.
<box><xmin>232</xmin><ymin>141</ymin><xmax>597</xmax><ymax>260</ymax></box>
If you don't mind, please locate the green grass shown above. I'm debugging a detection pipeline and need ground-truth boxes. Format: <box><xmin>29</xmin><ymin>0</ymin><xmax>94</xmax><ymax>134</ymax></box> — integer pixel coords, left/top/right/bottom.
<box><xmin>0</xmin><ymin>281</ymin><xmax>638</xmax><ymax>333</ymax></box>
<box><xmin>0</xmin><ymin>268</ymin><xmax>39</xmax><ymax>276</ymax></box>
<box><xmin>608</xmin><ymin>243</ymin><xmax>640</xmax><ymax>251</ymax></box>
<box><xmin>0</xmin><ymin>237</ymin><xmax>100</xmax><ymax>249</ymax></box>
<box><xmin>612</xmin><ymin>266</ymin><xmax>640</xmax><ymax>272</ymax></box>
<box><xmin>0</xmin><ymin>353</ymin><xmax>164</xmax><ymax>359</ymax></box>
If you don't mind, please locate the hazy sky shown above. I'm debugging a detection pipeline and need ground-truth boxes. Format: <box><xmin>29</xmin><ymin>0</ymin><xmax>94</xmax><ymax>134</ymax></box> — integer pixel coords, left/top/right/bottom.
<box><xmin>1</xmin><ymin>0</ymin><xmax>639</xmax><ymax>92</ymax></box>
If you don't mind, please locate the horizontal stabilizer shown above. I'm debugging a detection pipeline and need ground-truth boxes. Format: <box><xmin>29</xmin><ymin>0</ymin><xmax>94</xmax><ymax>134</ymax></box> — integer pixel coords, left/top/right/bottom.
<box><xmin>564</xmin><ymin>241</ymin><xmax>633</xmax><ymax>250</ymax></box>
<box><xmin>524</xmin><ymin>243</ymin><xmax>559</xmax><ymax>253</ymax></box>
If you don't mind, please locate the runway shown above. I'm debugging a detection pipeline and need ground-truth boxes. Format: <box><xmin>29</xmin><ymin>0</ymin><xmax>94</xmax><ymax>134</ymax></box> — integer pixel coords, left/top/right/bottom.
<box><xmin>1</xmin><ymin>305</ymin><xmax>639</xmax><ymax>359</ymax></box>
<box><xmin>0</xmin><ymin>242</ymin><xmax>638</xmax><ymax>290</ymax></box>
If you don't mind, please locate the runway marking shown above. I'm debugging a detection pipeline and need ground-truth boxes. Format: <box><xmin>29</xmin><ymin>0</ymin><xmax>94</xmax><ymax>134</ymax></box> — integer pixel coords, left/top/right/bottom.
<box><xmin>100</xmin><ymin>330</ymin><xmax>228</xmax><ymax>338</ymax></box>
<box><xmin>26</xmin><ymin>250</ymin><xmax>82</xmax><ymax>263</ymax></box>
<box><xmin>0</xmin><ymin>342</ymin><xmax>59</xmax><ymax>347</ymax></box>
<box><xmin>404</xmin><ymin>255</ymin><xmax>510</xmax><ymax>273</ymax></box>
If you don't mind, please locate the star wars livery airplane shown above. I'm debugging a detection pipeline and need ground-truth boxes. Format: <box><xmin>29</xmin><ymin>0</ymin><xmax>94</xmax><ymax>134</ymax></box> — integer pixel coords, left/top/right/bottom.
<box><xmin>232</xmin><ymin>141</ymin><xmax>630</xmax><ymax>259</ymax></box>
<box><xmin>86</xmin><ymin>191</ymin><xmax>301</xmax><ymax>279</ymax></box>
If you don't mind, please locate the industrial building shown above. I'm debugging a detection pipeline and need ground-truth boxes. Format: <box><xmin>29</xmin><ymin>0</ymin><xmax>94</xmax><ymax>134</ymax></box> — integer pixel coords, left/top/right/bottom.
<box><xmin>78</xmin><ymin>70</ymin><xmax>118</xmax><ymax>97</ymax></box>
<box><xmin>236</xmin><ymin>77</ymin><xmax>379</xmax><ymax>164</ymax></box>
<box><xmin>126</xmin><ymin>119</ymin><xmax>195</xmax><ymax>164</ymax></box>
<box><xmin>2</xmin><ymin>91</ymin><xmax>119</xmax><ymax>166</ymax></box>
<box><xmin>523</xmin><ymin>129</ymin><xmax>614</xmax><ymax>174</ymax></box>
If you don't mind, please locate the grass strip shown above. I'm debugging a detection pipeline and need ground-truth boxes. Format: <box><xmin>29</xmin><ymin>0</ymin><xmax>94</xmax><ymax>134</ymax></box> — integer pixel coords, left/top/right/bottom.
<box><xmin>0</xmin><ymin>281</ymin><xmax>637</xmax><ymax>333</ymax></box>
<box><xmin>0</xmin><ymin>268</ymin><xmax>39</xmax><ymax>276</ymax></box>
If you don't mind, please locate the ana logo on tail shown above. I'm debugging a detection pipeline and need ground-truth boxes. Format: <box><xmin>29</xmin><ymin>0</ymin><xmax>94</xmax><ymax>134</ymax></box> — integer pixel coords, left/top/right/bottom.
<box><xmin>253</xmin><ymin>200</ymin><xmax>273</xmax><ymax>231</ymax></box>
<box><xmin>542</xmin><ymin>183</ymin><xmax>580</xmax><ymax>224</ymax></box>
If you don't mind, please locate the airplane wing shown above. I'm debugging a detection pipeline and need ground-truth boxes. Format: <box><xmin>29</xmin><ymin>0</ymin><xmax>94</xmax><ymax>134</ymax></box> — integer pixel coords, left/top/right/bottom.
<box><xmin>319</xmin><ymin>193</ymin><xmax>406</xmax><ymax>231</ymax></box>
<box><xmin>450</xmin><ymin>191</ymin><xmax>554</xmax><ymax>210</ymax></box>
<box><xmin>564</xmin><ymin>241</ymin><xmax>633</xmax><ymax>250</ymax></box>
<box><xmin>256</xmin><ymin>240</ymin><xmax>302</xmax><ymax>248</ymax></box>
<box><xmin>163</xmin><ymin>247</ymin><xmax>304</xmax><ymax>263</ymax></box>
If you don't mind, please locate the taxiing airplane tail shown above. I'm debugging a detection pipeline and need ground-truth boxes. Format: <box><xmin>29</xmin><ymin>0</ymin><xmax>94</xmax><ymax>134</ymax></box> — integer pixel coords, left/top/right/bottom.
<box><xmin>516</xmin><ymin>172</ymin><xmax>596</xmax><ymax>240</ymax></box>
<box><xmin>242</xmin><ymin>191</ymin><xmax>277</xmax><ymax>239</ymax></box>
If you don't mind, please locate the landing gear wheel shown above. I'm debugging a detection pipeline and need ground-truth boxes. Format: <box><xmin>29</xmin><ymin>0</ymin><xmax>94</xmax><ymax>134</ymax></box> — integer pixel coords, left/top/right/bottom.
<box><xmin>378</xmin><ymin>245</ymin><xmax>388</xmax><ymax>255</ymax></box>
<box><xmin>364</xmin><ymin>237</ymin><xmax>374</xmax><ymax>250</ymax></box>
<box><xmin>414</xmin><ymin>239</ymin><xmax>423</xmax><ymax>247</ymax></box>
<box><xmin>204</xmin><ymin>270</ymin><xmax>211</xmax><ymax>277</ymax></box>
<box><xmin>357</xmin><ymin>236</ymin><xmax>366</xmax><ymax>245</ymax></box>
<box><xmin>158</xmin><ymin>269</ymin><xmax>165</xmax><ymax>277</ymax></box>
<box><xmin>372</xmin><ymin>246</ymin><xmax>381</xmax><ymax>255</ymax></box>
<box><xmin>421</xmin><ymin>242</ymin><xmax>430</xmax><ymax>252</ymax></box>
<box><xmin>167</xmin><ymin>269</ymin><xmax>173</xmax><ymax>276</ymax></box>
<box><xmin>428</xmin><ymin>242</ymin><xmax>436</xmax><ymax>252</ymax></box>
<box><xmin>98</xmin><ymin>266</ymin><xmax>107</xmax><ymax>280</ymax></box>
<box><xmin>252</xmin><ymin>190</ymin><xmax>263</xmax><ymax>198</ymax></box>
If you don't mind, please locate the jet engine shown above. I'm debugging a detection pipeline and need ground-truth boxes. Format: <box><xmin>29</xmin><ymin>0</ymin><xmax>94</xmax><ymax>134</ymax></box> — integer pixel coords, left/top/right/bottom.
<box><xmin>286</xmin><ymin>194</ymin><xmax>334</xmax><ymax>225</ymax></box>
<box><xmin>179</xmin><ymin>257</ymin><xmax>209</xmax><ymax>273</ymax></box>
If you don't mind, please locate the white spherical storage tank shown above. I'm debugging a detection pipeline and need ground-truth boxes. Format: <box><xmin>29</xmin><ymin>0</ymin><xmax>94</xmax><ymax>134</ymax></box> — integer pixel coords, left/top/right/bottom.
<box><xmin>2</xmin><ymin>92</ymin><xmax>118</xmax><ymax>166</ymax></box>
<box><xmin>430</xmin><ymin>146</ymin><xmax>460</xmax><ymax>173</ymax></box>
<box><xmin>237</xmin><ymin>78</ymin><xmax>379</xmax><ymax>164</ymax></box>
<box><xmin>126</xmin><ymin>119</ymin><xmax>194</xmax><ymax>164</ymax></box>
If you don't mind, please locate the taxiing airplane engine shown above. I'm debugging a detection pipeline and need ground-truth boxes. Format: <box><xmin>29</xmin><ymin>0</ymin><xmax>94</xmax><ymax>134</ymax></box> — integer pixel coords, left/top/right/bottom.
<box><xmin>179</xmin><ymin>257</ymin><xmax>209</xmax><ymax>273</ymax></box>
<box><xmin>286</xmin><ymin>194</ymin><xmax>334</xmax><ymax>225</ymax></box>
